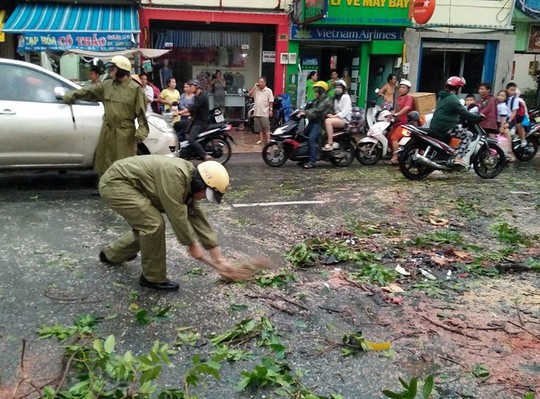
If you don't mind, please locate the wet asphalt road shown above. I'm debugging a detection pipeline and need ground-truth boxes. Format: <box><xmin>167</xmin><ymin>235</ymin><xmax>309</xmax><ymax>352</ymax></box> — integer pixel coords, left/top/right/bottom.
<box><xmin>0</xmin><ymin>153</ymin><xmax>538</xmax><ymax>398</ymax></box>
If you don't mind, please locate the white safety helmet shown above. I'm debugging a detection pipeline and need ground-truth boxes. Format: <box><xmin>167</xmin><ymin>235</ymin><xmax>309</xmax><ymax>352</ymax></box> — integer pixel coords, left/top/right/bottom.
<box><xmin>399</xmin><ymin>79</ymin><xmax>412</xmax><ymax>88</ymax></box>
<box><xmin>335</xmin><ymin>79</ymin><xmax>347</xmax><ymax>89</ymax></box>
<box><xmin>377</xmin><ymin>110</ymin><xmax>392</xmax><ymax>122</ymax></box>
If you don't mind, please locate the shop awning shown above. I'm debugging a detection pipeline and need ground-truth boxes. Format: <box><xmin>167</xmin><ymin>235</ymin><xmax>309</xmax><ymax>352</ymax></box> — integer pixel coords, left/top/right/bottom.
<box><xmin>3</xmin><ymin>3</ymin><xmax>139</xmax><ymax>52</ymax></box>
<box><xmin>67</xmin><ymin>48</ymin><xmax>171</xmax><ymax>60</ymax></box>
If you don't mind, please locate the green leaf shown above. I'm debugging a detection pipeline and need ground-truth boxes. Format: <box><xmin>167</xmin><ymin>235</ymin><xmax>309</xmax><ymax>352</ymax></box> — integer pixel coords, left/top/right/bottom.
<box><xmin>382</xmin><ymin>390</ymin><xmax>407</xmax><ymax>399</ymax></box>
<box><xmin>472</xmin><ymin>363</ymin><xmax>490</xmax><ymax>379</ymax></box>
<box><xmin>422</xmin><ymin>375</ymin><xmax>434</xmax><ymax>399</ymax></box>
<box><xmin>104</xmin><ymin>335</ymin><xmax>115</xmax><ymax>354</ymax></box>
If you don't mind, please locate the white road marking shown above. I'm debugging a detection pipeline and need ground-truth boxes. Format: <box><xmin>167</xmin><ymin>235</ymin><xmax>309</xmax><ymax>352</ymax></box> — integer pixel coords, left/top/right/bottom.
<box><xmin>231</xmin><ymin>200</ymin><xmax>325</xmax><ymax>208</ymax></box>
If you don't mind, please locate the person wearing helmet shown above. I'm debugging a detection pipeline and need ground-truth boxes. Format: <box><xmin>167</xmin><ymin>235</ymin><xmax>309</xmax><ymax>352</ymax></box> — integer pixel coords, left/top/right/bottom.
<box><xmin>298</xmin><ymin>80</ymin><xmax>334</xmax><ymax>168</ymax></box>
<box><xmin>178</xmin><ymin>79</ymin><xmax>211</xmax><ymax>160</ymax></box>
<box><xmin>63</xmin><ymin>55</ymin><xmax>149</xmax><ymax>177</ymax></box>
<box><xmin>323</xmin><ymin>79</ymin><xmax>352</xmax><ymax>151</ymax></box>
<box><xmin>98</xmin><ymin>155</ymin><xmax>242</xmax><ymax>290</ymax></box>
<box><xmin>386</xmin><ymin>79</ymin><xmax>414</xmax><ymax>165</ymax></box>
<box><xmin>430</xmin><ymin>76</ymin><xmax>483</xmax><ymax>167</ymax></box>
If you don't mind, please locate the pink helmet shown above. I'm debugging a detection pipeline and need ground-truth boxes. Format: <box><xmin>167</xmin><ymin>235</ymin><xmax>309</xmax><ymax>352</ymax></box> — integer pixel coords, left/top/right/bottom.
<box><xmin>446</xmin><ymin>76</ymin><xmax>466</xmax><ymax>87</ymax></box>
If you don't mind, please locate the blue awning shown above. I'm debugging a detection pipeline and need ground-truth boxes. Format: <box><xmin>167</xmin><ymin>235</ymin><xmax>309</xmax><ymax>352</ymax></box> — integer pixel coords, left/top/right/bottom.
<box><xmin>3</xmin><ymin>3</ymin><xmax>139</xmax><ymax>52</ymax></box>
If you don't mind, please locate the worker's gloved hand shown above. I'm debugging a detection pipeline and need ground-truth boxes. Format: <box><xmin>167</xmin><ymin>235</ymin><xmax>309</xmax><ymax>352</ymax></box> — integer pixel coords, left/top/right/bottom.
<box><xmin>62</xmin><ymin>94</ymin><xmax>74</xmax><ymax>104</ymax></box>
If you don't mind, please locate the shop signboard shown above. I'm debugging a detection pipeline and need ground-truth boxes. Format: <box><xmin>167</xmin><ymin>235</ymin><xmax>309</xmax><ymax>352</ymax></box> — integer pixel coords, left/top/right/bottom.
<box><xmin>16</xmin><ymin>32</ymin><xmax>135</xmax><ymax>52</ymax></box>
<box><xmin>527</xmin><ymin>25</ymin><xmax>540</xmax><ymax>53</ymax></box>
<box><xmin>0</xmin><ymin>10</ymin><xmax>5</xmax><ymax>42</ymax></box>
<box><xmin>320</xmin><ymin>0</ymin><xmax>411</xmax><ymax>27</ymax></box>
<box><xmin>291</xmin><ymin>25</ymin><xmax>403</xmax><ymax>41</ymax></box>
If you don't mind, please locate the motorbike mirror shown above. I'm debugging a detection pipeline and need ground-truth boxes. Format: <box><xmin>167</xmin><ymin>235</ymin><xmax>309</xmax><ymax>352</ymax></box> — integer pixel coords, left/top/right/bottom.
<box><xmin>54</xmin><ymin>86</ymin><xmax>67</xmax><ymax>99</ymax></box>
<box><xmin>374</xmin><ymin>88</ymin><xmax>380</xmax><ymax>94</ymax></box>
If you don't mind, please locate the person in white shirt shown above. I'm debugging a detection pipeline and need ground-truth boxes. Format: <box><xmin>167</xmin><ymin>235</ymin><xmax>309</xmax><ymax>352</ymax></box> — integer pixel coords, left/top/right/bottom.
<box><xmin>323</xmin><ymin>79</ymin><xmax>352</xmax><ymax>150</ymax></box>
<box><xmin>248</xmin><ymin>76</ymin><xmax>274</xmax><ymax>145</ymax></box>
<box><xmin>139</xmin><ymin>72</ymin><xmax>155</xmax><ymax>114</ymax></box>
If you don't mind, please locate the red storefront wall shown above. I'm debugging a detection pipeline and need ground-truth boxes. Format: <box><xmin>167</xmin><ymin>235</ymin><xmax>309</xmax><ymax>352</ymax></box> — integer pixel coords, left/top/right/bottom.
<box><xmin>140</xmin><ymin>8</ymin><xmax>289</xmax><ymax>94</ymax></box>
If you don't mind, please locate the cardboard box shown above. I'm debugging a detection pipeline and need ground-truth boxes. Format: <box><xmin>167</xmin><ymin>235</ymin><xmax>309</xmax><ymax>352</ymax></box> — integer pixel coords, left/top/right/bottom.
<box><xmin>410</xmin><ymin>92</ymin><xmax>436</xmax><ymax>116</ymax></box>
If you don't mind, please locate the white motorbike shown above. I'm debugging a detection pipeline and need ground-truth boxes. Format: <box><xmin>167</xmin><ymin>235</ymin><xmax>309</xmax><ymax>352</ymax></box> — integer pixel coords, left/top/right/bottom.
<box><xmin>355</xmin><ymin>110</ymin><xmax>394</xmax><ymax>165</ymax></box>
<box><xmin>365</xmin><ymin>89</ymin><xmax>383</xmax><ymax>130</ymax></box>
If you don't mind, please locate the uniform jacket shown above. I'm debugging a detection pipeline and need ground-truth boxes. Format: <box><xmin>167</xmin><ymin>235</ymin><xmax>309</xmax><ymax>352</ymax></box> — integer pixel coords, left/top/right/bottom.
<box><xmin>430</xmin><ymin>91</ymin><xmax>483</xmax><ymax>133</ymax></box>
<box><xmin>64</xmin><ymin>78</ymin><xmax>149</xmax><ymax>175</ymax></box>
<box><xmin>102</xmin><ymin>155</ymin><xmax>218</xmax><ymax>249</ymax></box>
<box><xmin>304</xmin><ymin>93</ymin><xmax>334</xmax><ymax>125</ymax></box>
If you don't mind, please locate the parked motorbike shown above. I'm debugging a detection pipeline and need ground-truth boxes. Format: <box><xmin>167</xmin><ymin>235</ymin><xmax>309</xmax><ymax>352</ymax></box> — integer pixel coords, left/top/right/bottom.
<box><xmin>261</xmin><ymin>109</ymin><xmax>357</xmax><ymax>167</ymax></box>
<box><xmin>398</xmin><ymin>122</ymin><xmax>505</xmax><ymax>180</ymax></box>
<box><xmin>365</xmin><ymin>90</ymin><xmax>383</xmax><ymax>130</ymax></box>
<box><xmin>177</xmin><ymin>109</ymin><xmax>235</xmax><ymax>164</ymax></box>
<box><xmin>355</xmin><ymin>110</ymin><xmax>394</xmax><ymax>165</ymax></box>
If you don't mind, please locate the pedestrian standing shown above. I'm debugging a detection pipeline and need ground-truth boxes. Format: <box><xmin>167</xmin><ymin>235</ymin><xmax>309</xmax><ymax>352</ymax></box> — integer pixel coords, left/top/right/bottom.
<box><xmin>98</xmin><ymin>156</ymin><xmax>244</xmax><ymax>290</ymax></box>
<box><xmin>159</xmin><ymin>77</ymin><xmax>181</xmax><ymax>124</ymax></box>
<box><xmin>211</xmin><ymin>70</ymin><xmax>227</xmax><ymax>114</ymax></box>
<box><xmin>139</xmin><ymin>72</ymin><xmax>155</xmax><ymax>114</ymax></box>
<box><xmin>84</xmin><ymin>65</ymin><xmax>102</xmax><ymax>88</ymax></box>
<box><xmin>177</xmin><ymin>79</ymin><xmax>211</xmax><ymax>160</ymax></box>
<box><xmin>305</xmin><ymin>71</ymin><xmax>318</xmax><ymax>102</ymax></box>
<box><xmin>378</xmin><ymin>74</ymin><xmax>398</xmax><ymax>110</ymax></box>
<box><xmin>326</xmin><ymin>70</ymin><xmax>339</xmax><ymax>98</ymax></box>
<box><xmin>63</xmin><ymin>56</ymin><xmax>149</xmax><ymax>177</ymax></box>
<box><xmin>248</xmin><ymin>76</ymin><xmax>274</xmax><ymax>145</ymax></box>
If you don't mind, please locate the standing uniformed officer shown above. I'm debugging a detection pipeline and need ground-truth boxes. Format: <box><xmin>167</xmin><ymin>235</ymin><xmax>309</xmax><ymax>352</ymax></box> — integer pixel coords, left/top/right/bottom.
<box><xmin>63</xmin><ymin>56</ymin><xmax>149</xmax><ymax>176</ymax></box>
<box><xmin>98</xmin><ymin>156</ymin><xmax>239</xmax><ymax>290</ymax></box>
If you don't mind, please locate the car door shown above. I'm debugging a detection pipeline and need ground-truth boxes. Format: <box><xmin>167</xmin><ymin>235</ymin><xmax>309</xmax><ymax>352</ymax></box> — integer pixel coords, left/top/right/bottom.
<box><xmin>0</xmin><ymin>62</ymin><xmax>84</xmax><ymax>168</ymax></box>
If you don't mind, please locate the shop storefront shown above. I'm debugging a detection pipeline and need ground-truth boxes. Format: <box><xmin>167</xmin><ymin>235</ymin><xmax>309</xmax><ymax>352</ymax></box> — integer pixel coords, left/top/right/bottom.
<box><xmin>287</xmin><ymin>0</ymin><xmax>410</xmax><ymax>107</ymax></box>
<box><xmin>140</xmin><ymin>7</ymin><xmax>289</xmax><ymax>122</ymax></box>
<box><xmin>2</xmin><ymin>1</ymin><xmax>139</xmax><ymax>79</ymax></box>
<box><xmin>405</xmin><ymin>0</ymin><xmax>515</xmax><ymax>94</ymax></box>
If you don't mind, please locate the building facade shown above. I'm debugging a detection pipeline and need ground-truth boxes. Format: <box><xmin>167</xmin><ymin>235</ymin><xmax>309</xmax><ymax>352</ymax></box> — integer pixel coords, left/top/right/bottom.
<box><xmin>405</xmin><ymin>0</ymin><xmax>515</xmax><ymax>95</ymax></box>
<box><xmin>139</xmin><ymin>0</ymin><xmax>290</xmax><ymax>121</ymax></box>
<box><xmin>287</xmin><ymin>0</ymin><xmax>410</xmax><ymax>107</ymax></box>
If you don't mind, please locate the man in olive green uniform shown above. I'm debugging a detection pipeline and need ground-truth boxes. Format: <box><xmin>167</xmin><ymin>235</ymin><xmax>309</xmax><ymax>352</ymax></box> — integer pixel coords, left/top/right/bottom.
<box><xmin>63</xmin><ymin>56</ymin><xmax>148</xmax><ymax>176</ymax></box>
<box><xmin>98</xmin><ymin>156</ymin><xmax>236</xmax><ymax>290</ymax></box>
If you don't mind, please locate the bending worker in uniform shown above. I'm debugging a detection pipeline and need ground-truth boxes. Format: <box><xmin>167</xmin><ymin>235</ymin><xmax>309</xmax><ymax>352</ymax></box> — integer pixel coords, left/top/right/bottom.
<box><xmin>63</xmin><ymin>56</ymin><xmax>148</xmax><ymax>176</ymax></box>
<box><xmin>98</xmin><ymin>156</ymin><xmax>244</xmax><ymax>290</ymax></box>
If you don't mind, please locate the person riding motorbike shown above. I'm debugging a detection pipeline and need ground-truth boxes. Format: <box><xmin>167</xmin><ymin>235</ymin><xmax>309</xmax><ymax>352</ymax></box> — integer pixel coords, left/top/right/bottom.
<box><xmin>178</xmin><ymin>79</ymin><xmax>211</xmax><ymax>160</ymax></box>
<box><xmin>430</xmin><ymin>76</ymin><xmax>484</xmax><ymax>168</ymax></box>
<box><xmin>298</xmin><ymin>81</ymin><xmax>334</xmax><ymax>169</ymax></box>
<box><xmin>323</xmin><ymin>79</ymin><xmax>352</xmax><ymax>151</ymax></box>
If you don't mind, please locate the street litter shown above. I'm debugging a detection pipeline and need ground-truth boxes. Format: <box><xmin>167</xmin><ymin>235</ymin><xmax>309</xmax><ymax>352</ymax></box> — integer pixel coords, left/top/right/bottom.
<box><xmin>395</xmin><ymin>264</ymin><xmax>410</xmax><ymax>276</ymax></box>
<box><xmin>419</xmin><ymin>268</ymin><xmax>437</xmax><ymax>280</ymax></box>
<box><xmin>382</xmin><ymin>283</ymin><xmax>405</xmax><ymax>293</ymax></box>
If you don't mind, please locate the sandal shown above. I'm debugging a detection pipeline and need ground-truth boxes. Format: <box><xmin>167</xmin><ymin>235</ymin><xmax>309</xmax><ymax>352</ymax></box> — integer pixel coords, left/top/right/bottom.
<box><xmin>384</xmin><ymin>160</ymin><xmax>398</xmax><ymax>165</ymax></box>
<box><xmin>303</xmin><ymin>162</ymin><xmax>315</xmax><ymax>169</ymax></box>
<box><xmin>322</xmin><ymin>144</ymin><xmax>332</xmax><ymax>151</ymax></box>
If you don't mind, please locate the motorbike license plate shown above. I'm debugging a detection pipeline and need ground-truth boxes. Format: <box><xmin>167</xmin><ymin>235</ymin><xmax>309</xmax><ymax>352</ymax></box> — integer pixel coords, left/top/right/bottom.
<box><xmin>215</xmin><ymin>114</ymin><xmax>225</xmax><ymax>123</ymax></box>
<box><xmin>398</xmin><ymin>137</ymin><xmax>410</xmax><ymax>146</ymax></box>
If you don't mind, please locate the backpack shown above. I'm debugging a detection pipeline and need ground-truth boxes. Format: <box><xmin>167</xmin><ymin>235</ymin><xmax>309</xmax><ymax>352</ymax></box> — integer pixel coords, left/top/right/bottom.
<box><xmin>510</xmin><ymin>96</ymin><xmax>526</xmax><ymax>117</ymax></box>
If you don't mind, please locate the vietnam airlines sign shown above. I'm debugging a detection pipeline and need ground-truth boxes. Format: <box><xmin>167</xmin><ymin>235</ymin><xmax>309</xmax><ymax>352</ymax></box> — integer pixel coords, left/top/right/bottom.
<box><xmin>291</xmin><ymin>25</ymin><xmax>403</xmax><ymax>41</ymax></box>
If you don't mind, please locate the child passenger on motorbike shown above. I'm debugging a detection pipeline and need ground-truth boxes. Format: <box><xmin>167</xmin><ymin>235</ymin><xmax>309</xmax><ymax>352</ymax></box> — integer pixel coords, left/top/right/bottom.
<box><xmin>298</xmin><ymin>81</ymin><xmax>334</xmax><ymax>169</ymax></box>
<box><xmin>323</xmin><ymin>79</ymin><xmax>352</xmax><ymax>151</ymax></box>
<box><xmin>429</xmin><ymin>76</ymin><xmax>484</xmax><ymax>168</ymax></box>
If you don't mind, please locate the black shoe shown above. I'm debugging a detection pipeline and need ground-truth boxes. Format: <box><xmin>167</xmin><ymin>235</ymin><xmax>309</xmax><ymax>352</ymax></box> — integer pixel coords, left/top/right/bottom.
<box><xmin>99</xmin><ymin>251</ymin><xmax>137</xmax><ymax>265</ymax></box>
<box><xmin>139</xmin><ymin>275</ymin><xmax>179</xmax><ymax>291</ymax></box>
<box><xmin>303</xmin><ymin>162</ymin><xmax>315</xmax><ymax>169</ymax></box>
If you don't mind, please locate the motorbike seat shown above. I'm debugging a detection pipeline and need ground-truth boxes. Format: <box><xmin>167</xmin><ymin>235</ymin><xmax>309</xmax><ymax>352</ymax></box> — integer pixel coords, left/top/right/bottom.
<box><xmin>206</xmin><ymin>123</ymin><xmax>227</xmax><ymax>130</ymax></box>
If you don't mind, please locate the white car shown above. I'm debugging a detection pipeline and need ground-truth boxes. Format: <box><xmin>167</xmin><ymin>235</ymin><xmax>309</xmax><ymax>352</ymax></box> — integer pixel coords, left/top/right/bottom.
<box><xmin>0</xmin><ymin>58</ymin><xmax>178</xmax><ymax>170</ymax></box>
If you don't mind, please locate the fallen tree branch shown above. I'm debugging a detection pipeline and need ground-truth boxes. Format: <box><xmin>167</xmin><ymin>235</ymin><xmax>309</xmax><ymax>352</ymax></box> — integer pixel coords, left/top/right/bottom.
<box><xmin>507</xmin><ymin>320</ymin><xmax>540</xmax><ymax>341</ymax></box>
<box><xmin>421</xmin><ymin>316</ymin><xmax>480</xmax><ymax>340</ymax></box>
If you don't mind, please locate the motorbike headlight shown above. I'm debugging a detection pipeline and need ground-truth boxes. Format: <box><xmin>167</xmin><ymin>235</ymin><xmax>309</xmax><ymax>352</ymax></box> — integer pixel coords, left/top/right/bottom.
<box><xmin>148</xmin><ymin>114</ymin><xmax>175</xmax><ymax>134</ymax></box>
